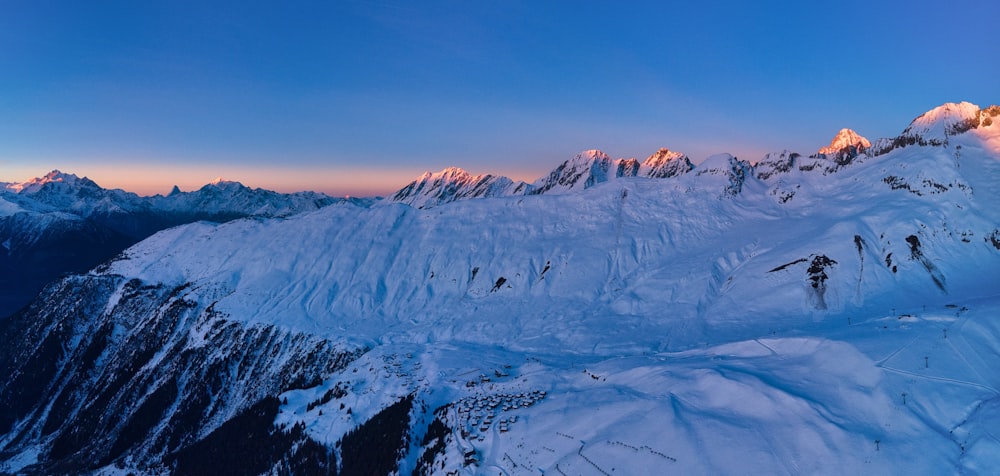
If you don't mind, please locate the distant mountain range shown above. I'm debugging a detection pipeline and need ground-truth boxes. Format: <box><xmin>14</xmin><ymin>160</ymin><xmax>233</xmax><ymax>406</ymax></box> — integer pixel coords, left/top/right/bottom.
<box><xmin>0</xmin><ymin>173</ymin><xmax>348</xmax><ymax>316</ymax></box>
<box><xmin>383</xmin><ymin>106</ymin><xmax>918</xmax><ymax>208</ymax></box>
<box><xmin>2</xmin><ymin>101</ymin><xmax>999</xmax><ymax>474</ymax></box>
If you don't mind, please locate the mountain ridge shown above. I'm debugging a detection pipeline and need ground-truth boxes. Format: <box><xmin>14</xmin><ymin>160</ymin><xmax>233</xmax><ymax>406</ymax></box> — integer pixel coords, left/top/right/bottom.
<box><xmin>0</xmin><ymin>175</ymin><xmax>346</xmax><ymax>317</ymax></box>
<box><xmin>2</xmin><ymin>100</ymin><xmax>1000</xmax><ymax>474</ymax></box>
<box><xmin>388</xmin><ymin>102</ymin><xmax>999</xmax><ymax>208</ymax></box>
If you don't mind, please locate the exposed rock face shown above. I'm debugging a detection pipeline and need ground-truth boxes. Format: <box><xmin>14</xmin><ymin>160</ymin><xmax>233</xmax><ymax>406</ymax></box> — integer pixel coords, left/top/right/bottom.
<box><xmin>389</xmin><ymin>167</ymin><xmax>529</xmax><ymax>209</ymax></box>
<box><xmin>870</xmin><ymin>102</ymin><xmax>1000</xmax><ymax>155</ymax></box>
<box><xmin>529</xmin><ymin>149</ymin><xmax>617</xmax><ymax>195</ymax></box>
<box><xmin>694</xmin><ymin>154</ymin><xmax>752</xmax><ymax>196</ymax></box>
<box><xmin>640</xmin><ymin>148</ymin><xmax>694</xmax><ymax>179</ymax></box>
<box><xmin>0</xmin><ymin>275</ymin><xmax>361</xmax><ymax>473</ymax></box>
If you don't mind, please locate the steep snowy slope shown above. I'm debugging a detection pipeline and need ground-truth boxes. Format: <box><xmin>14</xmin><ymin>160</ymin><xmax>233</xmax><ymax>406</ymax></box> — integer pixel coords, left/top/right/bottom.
<box><xmin>2</xmin><ymin>102</ymin><xmax>999</xmax><ymax>475</ymax></box>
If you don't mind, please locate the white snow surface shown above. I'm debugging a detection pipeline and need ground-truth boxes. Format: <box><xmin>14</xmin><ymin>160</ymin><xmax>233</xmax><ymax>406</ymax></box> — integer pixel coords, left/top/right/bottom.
<box><xmin>0</xmin><ymin>196</ymin><xmax>23</xmax><ymax>217</ymax></box>
<box><xmin>102</xmin><ymin>103</ymin><xmax>1000</xmax><ymax>474</ymax></box>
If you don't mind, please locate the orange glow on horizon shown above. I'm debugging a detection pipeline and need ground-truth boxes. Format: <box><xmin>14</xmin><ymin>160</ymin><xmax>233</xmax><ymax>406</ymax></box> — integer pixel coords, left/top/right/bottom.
<box><xmin>3</xmin><ymin>162</ymin><xmax>553</xmax><ymax>198</ymax></box>
<box><xmin>92</xmin><ymin>165</ymin><xmax>424</xmax><ymax>197</ymax></box>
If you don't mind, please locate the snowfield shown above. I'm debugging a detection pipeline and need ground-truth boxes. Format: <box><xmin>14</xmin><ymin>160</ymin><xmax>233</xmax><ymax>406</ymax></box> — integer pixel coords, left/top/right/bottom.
<box><xmin>3</xmin><ymin>102</ymin><xmax>999</xmax><ymax>474</ymax></box>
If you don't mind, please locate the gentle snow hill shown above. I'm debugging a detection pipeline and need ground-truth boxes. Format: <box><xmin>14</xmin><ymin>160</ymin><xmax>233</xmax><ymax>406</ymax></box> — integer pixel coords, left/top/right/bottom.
<box><xmin>3</xmin><ymin>102</ymin><xmax>1000</xmax><ymax>475</ymax></box>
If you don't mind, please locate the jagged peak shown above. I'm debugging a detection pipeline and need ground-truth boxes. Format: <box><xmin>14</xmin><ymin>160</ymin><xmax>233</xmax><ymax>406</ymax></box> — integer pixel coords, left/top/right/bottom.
<box><xmin>641</xmin><ymin>147</ymin><xmax>693</xmax><ymax>179</ymax></box>
<box><xmin>7</xmin><ymin>169</ymin><xmax>97</xmax><ymax>194</ymax></box>
<box><xmin>43</xmin><ymin>169</ymin><xmax>79</xmax><ymax>181</ymax></box>
<box><xmin>389</xmin><ymin>166</ymin><xmax>522</xmax><ymax>208</ymax></box>
<box><xmin>754</xmin><ymin>150</ymin><xmax>801</xmax><ymax>180</ymax></box>
<box><xmin>819</xmin><ymin>128</ymin><xmax>871</xmax><ymax>155</ymax></box>
<box><xmin>416</xmin><ymin>167</ymin><xmax>475</xmax><ymax>183</ymax></box>
<box><xmin>575</xmin><ymin>149</ymin><xmax>612</xmax><ymax>162</ymax></box>
<box><xmin>168</xmin><ymin>185</ymin><xmax>182</xmax><ymax>196</ymax></box>
<box><xmin>643</xmin><ymin>147</ymin><xmax>686</xmax><ymax>164</ymax></box>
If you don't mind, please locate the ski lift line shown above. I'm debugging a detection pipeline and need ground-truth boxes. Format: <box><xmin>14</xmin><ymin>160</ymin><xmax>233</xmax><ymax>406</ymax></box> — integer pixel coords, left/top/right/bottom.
<box><xmin>874</xmin><ymin>332</ymin><xmax>929</xmax><ymax>367</ymax></box>
<box><xmin>879</xmin><ymin>366</ymin><xmax>999</xmax><ymax>394</ymax></box>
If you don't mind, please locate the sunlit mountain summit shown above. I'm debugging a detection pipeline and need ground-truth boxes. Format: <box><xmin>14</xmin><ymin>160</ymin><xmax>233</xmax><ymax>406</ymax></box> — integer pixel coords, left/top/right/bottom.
<box><xmin>1</xmin><ymin>102</ymin><xmax>999</xmax><ymax>475</ymax></box>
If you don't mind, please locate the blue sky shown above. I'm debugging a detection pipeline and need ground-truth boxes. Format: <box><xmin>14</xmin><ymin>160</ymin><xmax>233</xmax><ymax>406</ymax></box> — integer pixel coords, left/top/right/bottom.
<box><xmin>1</xmin><ymin>0</ymin><xmax>998</xmax><ymax>196</ymax></box>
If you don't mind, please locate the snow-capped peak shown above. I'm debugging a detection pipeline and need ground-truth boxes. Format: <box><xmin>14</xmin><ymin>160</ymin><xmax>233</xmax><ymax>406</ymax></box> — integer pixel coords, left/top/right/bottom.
<box><xmin>208</xmin><ymin>177</ymin><xmax>241</xmax><ymax>187</ymax></box>
<box><xmin>868</xmin><ymin>102</ymin><xmax>999</xmax><ymax>156</ymax></box>
<box><xmin>818</xmin><ymin>128</ymin><xmax>871</xmax><ymax>155</ymax></box>
<box><xmin>640</xmin><ymin>148</ymin><xmax>694</xmax><ymax>178</ymax></box>
<box><xmin>578</xmin><ymin>149</ymin><xmax>611</xmax><ymax>161</ymax></box>
<box><xmin>388</xmin><ymin>167</ymin><xmax>528</xmax><ymax>209</ymax></box>
<box><xmin>198</xmin><ymin>178</ymin><xmax>249</xmax><ymax>194</ymax></box>
<box><xmin>415</xmin><ymin>166</ymin><xmax>474</xmax><ymax>183</ymax></box>
<box><xmin>644</xmin><ymin>148</ymin><xmax>684</xmax><ymax>163</ymax></box>
<box><xmin>901</xmin><ymin>101</ymin><xmax>982</xmax><ymax>140</ymax></box>
<box><xmin>530</xmin><ymin>149</ymin><xmax>618</xmax><ymax>195</ymax></box>
<box><xmin>7</xmin><ymin>169</ymin><xmax>92</xmax><ymax>194</ymax></box>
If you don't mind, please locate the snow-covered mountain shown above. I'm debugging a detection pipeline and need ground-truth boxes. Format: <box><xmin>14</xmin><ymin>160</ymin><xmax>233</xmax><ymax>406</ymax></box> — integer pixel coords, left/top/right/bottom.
<box><xmin>815</xmin><ymin>128</ymin><xmax>871</xmax><ymax>167</ymax></box>
<box><xmin>639</xmin><ymin>147</ymin><xmax>694</xmax><ymax>178</ymax></box>
<box><xmin>2</xmin><ymin>102</ymin><xmax>1000</xmax><ymax>475</ymax></box>
<box><xmin>388</xmin><ymin>168</ymin><xmax>530</xmax><ymax>209</ymax></box>
<box><xmin>818</xmin><ymin>128</ymin><xmax>871</xmax><ymax>155</ymax></box>
<box><xmin>0</xmin><ymin>173</ymin><xmax>341</xmax><ymax>317</ymax></box>
<box><xmin>388</xmin><ymin>148</ymin><xmax>694</xmax><ymax>208</ymax></box>
<box><xmin>872</xmin><ymin>101</ymin><xmax>1000</xmax><ymax>155</ymax></box>
<box><xmin>148</xmin><ymin>178</ymin><xmax>339</xmax><ymax>218</ymax></box>
<box><xmin>1</xmin><ymin>171</ymin><xmax>337</xmax><ymax>220</ymax></box>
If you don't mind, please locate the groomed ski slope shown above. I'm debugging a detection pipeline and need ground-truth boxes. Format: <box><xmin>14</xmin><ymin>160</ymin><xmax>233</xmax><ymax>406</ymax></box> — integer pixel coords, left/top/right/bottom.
<box><xmin>91</xmin><ymin>104</ymin><xmax>1000</xmax><ymax>474</ymax></box>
